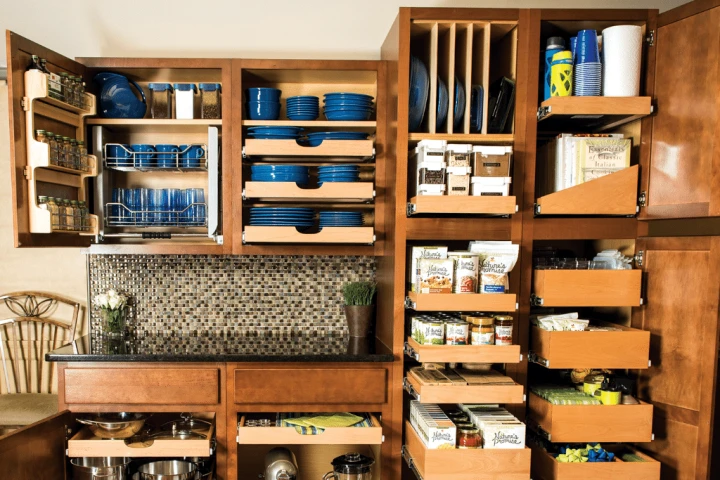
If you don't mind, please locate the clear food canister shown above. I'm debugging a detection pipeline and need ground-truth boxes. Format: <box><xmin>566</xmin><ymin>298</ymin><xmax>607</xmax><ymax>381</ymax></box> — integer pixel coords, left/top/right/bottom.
<box><xmin>173</xmin><ymin>83</ymin><xmax>197</xmax><ymax>119</ymax></box>
<box><xmin>199</xmin><ymin>83</ymin><xmax>222</xmax><ymax>119</ymax></box>
<box><xmin>148</xmin><ymin>83</ymin><xmax>173</xmax><ymax>119</ymax></box>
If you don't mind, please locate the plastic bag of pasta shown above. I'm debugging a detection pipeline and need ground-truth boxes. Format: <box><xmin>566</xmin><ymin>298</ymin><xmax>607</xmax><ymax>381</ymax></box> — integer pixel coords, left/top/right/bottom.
<box><xmin>468</xmin><ymin>241</ymin><xmax>519</xmax><ymax>294</ymax></box>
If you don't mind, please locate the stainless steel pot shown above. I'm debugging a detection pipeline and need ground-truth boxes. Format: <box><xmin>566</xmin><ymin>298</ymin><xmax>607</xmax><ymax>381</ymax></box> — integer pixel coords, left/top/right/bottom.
<box><xmin>70</xmin><ymin>457</ymin><xmax>131</xmax><ymax>480</ymax></box>
<box><xmin>264</xmin><ymin>447</ymin><xmax>298</xmax><ymax>480</ymax></box>
<box><xmin>137</xmin><ymin>460</ymin><xmax>199</xmax><ymax>480</ymax></box>
<box><xmin>323</xmin><ymin>453</ymin><xmax>374</xmax><ymax>480</ymax></box>
<box><xmin>77</xmin><ymin>413</ymin><xmax>150</xmax><ymax>439</ymax></box>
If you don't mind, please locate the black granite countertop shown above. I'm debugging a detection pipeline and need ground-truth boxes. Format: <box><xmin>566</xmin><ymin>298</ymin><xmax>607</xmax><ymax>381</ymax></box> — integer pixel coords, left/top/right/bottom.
<box><xmin>46</xmin><ymin>333</ymin><xmax>394</xmax><ymax>363</ymax></box>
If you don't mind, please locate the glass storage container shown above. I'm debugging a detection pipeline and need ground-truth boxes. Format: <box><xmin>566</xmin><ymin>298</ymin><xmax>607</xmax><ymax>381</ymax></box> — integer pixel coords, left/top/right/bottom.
<box><xmin>198</xmin><ymin>83</ymin><xmax>221</xmax><ymax>119</ymax></box>
<box><xmin>77</xmin><ymin>140</ymin><xmax>87</xmax><ymax>171</ymax></box>
<box><xmin>69</xmin><ymin>200</ymin><xmax>80</xmax><ymax>230</ymax></box>
<box><xmin>77</xmin><ymin>200</ymin><xmax>88</xmax><ymax>230</ymax></box>
<box><xmin>173</xmin><ymin>83</ymin><xmax>197</xmax><ymax>119</ymax></box>
<box><xmin>148</xmin><ymin>83</ymin><xmax>173</xmax><ymax>119</ymax></box>
<box><xmin>46</xmin><ymin>197</ymin><xmax>60</xmax><ymax>228</ymax></box>
<box><xmin>70</xmin><ymin>139</ymin><xmax>79</xmax><ymax>170</ymax></box>
<box><xmin>46</xmin><ymin>132</ymin><xmax>59</xmax><ymax>165</ymax></box>
<box><xmin>35</xmin><ymin>129</ymin><xmax>47</xmax><ymax>144</ymax></box>
<box><xmin>61</xmin><ymin>137</ymin><xmax>72</xmax><ymax>168</ymax></box>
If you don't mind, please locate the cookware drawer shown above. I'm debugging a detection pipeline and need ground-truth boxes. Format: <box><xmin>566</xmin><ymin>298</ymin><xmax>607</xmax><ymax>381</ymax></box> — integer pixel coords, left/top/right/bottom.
<box><xmin>530</xmin><ymin>324</ymin><xmax>651</xmax><ymax>369</ymax></box>
<box><xmin>233</xmin><ymin>368</ymin><xmax>388</xmax><ymax>405</ymax></box>
<box><xmin>237</xmin><ymin>413</ymin><xmax>382</xmax><ymax>445</ymax></box>
<box><xmin>404</xmin><ymin>421</ymin><xmax>531</xmax><ymax>480</ymax></box>
<box><xmin>67</xmin><ymin>413</ymin><xmax>215</xmax><ymax>458</ymax></box>
<box><xmin>528</xmin><ymin>393</ymin><xmax>653</xmax><ymax>443</ymax></box>
<box><xmin>63</xmin><ymin>368</ymin><xmax>221</xmax><ymax>405</ymax></box>
<box><xmin>531</xmin><ymin>444</ymin><xmax>660</xmax><ymax>480</ymax></box>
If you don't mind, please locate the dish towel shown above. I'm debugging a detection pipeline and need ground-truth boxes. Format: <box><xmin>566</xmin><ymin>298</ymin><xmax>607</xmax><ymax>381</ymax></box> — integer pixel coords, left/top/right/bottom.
<box><xmin>279</xmin><ymin>412</ymin><xmax>370</xmax><ymax>435</ymax></box>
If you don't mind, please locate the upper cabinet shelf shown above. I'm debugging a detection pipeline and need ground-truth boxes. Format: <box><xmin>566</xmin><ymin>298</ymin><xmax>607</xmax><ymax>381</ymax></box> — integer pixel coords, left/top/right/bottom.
<box><xmin>537</xmin><ymin>96</ymin><xmax>653</xmax><ymax>132</ymax></box>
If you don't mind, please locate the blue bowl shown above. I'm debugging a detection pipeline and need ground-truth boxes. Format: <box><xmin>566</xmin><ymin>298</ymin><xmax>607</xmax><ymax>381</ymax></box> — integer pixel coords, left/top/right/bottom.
<box><xmin>247</xmin><ymin>101</ymin><xmax>280</xmax><ymax>120</ymax></box>
<box><xmin>247</xmin><ymin>88</ymin><xmax>282</xmax><ymax>102</ymax></box>
<box><xmin>247</xmin><ymin>126</ymin><xmax>301</xmax><ymax>132</ymax></box>
<box><xmin>323</xmin><ymin>105</ymin><xmax>374</xmax><ymax>112</ymax></box>
<box><xmin>325</xmin><ymin>111</ymin><xmax>373</xmax><ymax>121</ymax></box>
<box><xmin>324</xmin><ymin>92</ymin><xmax>374</xmax><ymax>100</ymax></box>
<box><xmin>288</xmin><ymin>114</ymin><xmax>319</xmax><ymax>121</ymax></box>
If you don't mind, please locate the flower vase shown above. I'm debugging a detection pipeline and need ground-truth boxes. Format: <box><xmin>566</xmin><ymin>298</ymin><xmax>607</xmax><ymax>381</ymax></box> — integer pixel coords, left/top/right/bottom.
<box><xmin>100</xmin><ymin>307</ymin><xmax>127</xmax><ymax>338</ymax></box>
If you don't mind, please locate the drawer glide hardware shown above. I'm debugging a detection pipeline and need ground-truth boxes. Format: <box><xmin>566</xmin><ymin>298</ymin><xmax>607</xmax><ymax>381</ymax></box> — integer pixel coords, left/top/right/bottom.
<box><xmin>528</xmin><ymin>351</ymin><xmax>550</xmax><ymax>368</ymax></box>
<box><xmin>530</xmin><ymin>294</ymin><xmax>543</xmax><ymax>307</ymax></box>
<box><xmin>404</xmin><ymin>297</ymin><xmax>417</xmax><ymax>310</ymax></box>
<box><xmin>403</xmin><ymin>377</ymin><xmax>420</xmax><ymax>401</ymax></box>
<box><xmin>404</xmin><ymin>342</ymin><xmax>420</xmax><ymax>361</ymax></box>
<box><xmin>402</xmin><ymin>446</ymin><xmax>424</xmax><ymax>480</ymax></box>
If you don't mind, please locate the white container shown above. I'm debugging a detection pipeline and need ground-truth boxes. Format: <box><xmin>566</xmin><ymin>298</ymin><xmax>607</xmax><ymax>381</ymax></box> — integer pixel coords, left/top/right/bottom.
<box><xmin>414</xmin><ymin>139</ymin><xmax>448</xmax><ymax>163</ymax></box>
<box><xmin>471</xmin><ymin>176</ymin><xmax>512</xmax><ymax>196</ymax></box>
<box><xmin>418</xmin><ymin>184</ymin><xmax>446</xmax><ymax>196</ymax></box>
<box><xmin>173</xmin><ymin>83</ymin><xmax>197</xmax><ymax>119</ymax></box>
<box><xmin>446</xmin><ymin>144</ymin><xmax>472</xmax><ymax>167</ymax></box>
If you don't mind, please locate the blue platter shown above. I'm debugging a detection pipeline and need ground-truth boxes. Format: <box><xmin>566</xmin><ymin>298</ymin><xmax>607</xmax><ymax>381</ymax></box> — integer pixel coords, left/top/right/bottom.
<box><xmin>436</xmin><ymin>76</ymin><xmax>449</xmax><ymax>130</ymax></box>
<box><xmin>409</xmin><ymin>56</ymin><xmax>429</xmax><ymax>131</ymax></box>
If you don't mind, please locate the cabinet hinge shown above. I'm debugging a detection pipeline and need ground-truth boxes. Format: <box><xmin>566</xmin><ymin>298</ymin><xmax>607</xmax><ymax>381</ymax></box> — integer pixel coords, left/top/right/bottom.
<box><xmin>23</xmin><ymin>166</ymin><xmax>31</xmax><ymax>180</ymax></box>
<box><xmin>21</xmin><ymin>97</ymin><xmax>29</xmax><ymax>111</ymax></box>
<box><xmin>646</xmin><ymin>30</ymin><xmax>655</xmax><ymax>46</ymax></box>
<box><xmin>634</xmin><ymin>250</ymin><xmax>644</xmax><ymax>267</ymax></box>
<box><xmin>638</xmin><ymin>191</ymin><xmax>647</xmax><ymax>208</ymax></box>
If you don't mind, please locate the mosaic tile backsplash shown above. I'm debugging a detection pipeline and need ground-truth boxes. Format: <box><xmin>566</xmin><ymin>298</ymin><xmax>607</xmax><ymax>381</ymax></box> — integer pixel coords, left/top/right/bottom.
<box><xmin>88</xmin><ymin>255</ymin><xmax>376</xmax><ymax>335</ymax></box>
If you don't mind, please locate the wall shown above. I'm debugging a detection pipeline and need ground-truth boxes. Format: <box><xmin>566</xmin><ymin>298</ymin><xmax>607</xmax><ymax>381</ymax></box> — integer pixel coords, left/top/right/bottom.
<box><xmin>0</xmin><ymin>0</ymin><xmax>689</xmax><ymax>66</ymax></box>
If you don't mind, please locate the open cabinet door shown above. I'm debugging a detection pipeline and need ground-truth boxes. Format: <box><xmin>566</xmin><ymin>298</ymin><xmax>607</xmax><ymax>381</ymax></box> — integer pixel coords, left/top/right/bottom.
<box><xmin>0</xmin><ymin>410</ymin><xmax>70</xmax><ymax>479</ymax></box>
<box><xmin>639</xmin><ymin>4</ymin><xmax>720</xmax><ymax>220</ymax></box>
<box><xmin>631</xmin><ymin>236</ymin><xmax>720</xmax><ymax>479</ymax></box>
<box><xmin>6</xmin><ymin>30</ymin><xmax>93</xmax><ymax>247</ymax></box>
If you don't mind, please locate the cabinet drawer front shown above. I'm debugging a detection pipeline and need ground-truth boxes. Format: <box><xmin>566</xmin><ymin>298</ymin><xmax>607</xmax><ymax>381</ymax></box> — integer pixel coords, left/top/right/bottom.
<box><xmin>234</xmin><ymin>368</ymin><xmax>387</xmax><ymax>404</ymax></box>
<box><xmin>64</xmin><ymin>368</ymin><xmax>220</xmax><ymax>405</ymax></box>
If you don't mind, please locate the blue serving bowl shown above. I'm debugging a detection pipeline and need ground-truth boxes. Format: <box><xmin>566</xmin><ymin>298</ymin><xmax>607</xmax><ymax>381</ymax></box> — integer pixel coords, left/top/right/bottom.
<box><xmin>287</xmin><ymin>95</ymin><xmax>319</xmax><ymax>101</ymax></box>
<box><xmin>247</xmin><ymin>101</ymin><xmax>280</xmax><ymax>120</ymax></box>
<box><xmin>246</xmin><ymin>88</ymin><xmax>282</xmax><ymax>102</ymax></box>
<box><xmin>324</xmin><ymin>92</ymin><xmax>374</xmax><ymax>100</ymax></box>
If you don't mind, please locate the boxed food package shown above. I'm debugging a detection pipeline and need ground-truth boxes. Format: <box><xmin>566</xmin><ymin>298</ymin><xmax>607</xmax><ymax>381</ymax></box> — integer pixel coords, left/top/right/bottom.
<box><xmin>447</xmin><ymin>144</ymin><xmax>472</xmax><ymax>167</ymax></box>
<box><xmin>416</xmin><ymin>258</ymin><xmax>455</xmax><ymax>294</ymax></box>
<box><xmin>409</xmin><ymin>246</ymin><xmax>448</xmax><ymax>292</ymax></box>
<box><xmin>472</xmin><ymin>146</ymin><xmax>512</xmax><ymax>177</ymax></box>
<box><xmin>410</xmin><ymin>401</ymin><xmax>457</xmax><ymax>449</ymax></box>
<box><xmin>468</xmin><ymin>241</ymin><xmax>519</xmax><ymax>294</ymax></box>
<box><xmin>480</xmin><ymin>421</ymin><xmax>526</xmax><ymax>449</ymax></box>
<box><xmin>471</xmin><ymin>176</ymin><xmax>512</xmax><ymax>196</ymax></box>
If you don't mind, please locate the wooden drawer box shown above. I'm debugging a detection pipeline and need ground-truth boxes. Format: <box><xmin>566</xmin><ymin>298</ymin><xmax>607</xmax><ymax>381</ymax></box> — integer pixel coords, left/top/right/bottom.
<box><xmin>531</xmin><ymin>444</ymin><xmax>660</xmax><ymax>480</ymax></box>
<box><xmin>532</xmin><ymin>270</ymin><xmax>642</xmax><ymax>307</ymax></box>
<box><xmin>234</xmin><ymin>368</ymin><xmax>387</xmax><ymax>405</ymax></box>
<box><xmin>405</xmin><ymin>421</ymin><xmax>531</xmax><ymax>479</ymax></box>
<box><xmin>530</xmin><ymin>324</ymin><xmax>651</xmax><ymax>369</ymax></box>
<box><xmin>68</xmin><ymin>413</ymin><xmax>215</xmax><ymax>458</ymax></box>
<box><xmin>528</xmin><ymin>393</ymin><xmax>653</xmax><ymax>443</ymax></box>
<box><xmin>237</xmin><ymin>413</ymin><xmax>382</xmax><ymax>445</ymax></box>
<box><xmin>406</xmin><ymin>291</ymin><xmax>517</xmax><ymax>312</ymax></box>
<box><xmin>406</xmin><ymin>337</ymin><xmax>522</xmax><ymax>364</ymax></box>
<box><xmin>405</xmin><ymin>374</ymin><xmax>525</xmax><ymax>404</ymax></box>
<box><xmin>63</xmin><ymin>368</ymin><xmax>221</xmax><ymax>405</ymax></box>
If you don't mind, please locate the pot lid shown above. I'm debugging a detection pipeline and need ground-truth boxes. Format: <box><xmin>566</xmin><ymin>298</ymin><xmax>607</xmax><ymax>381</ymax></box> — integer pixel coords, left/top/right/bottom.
<box><xmin>331</xmin><ymin>453</ymin><xmax>374</xmax><ymax>474</ymax></box>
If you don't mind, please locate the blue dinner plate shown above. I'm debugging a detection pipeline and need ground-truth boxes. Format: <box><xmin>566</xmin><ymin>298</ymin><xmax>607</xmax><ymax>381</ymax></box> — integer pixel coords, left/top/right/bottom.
<box><xmin>325</xmin><ymin>111</ymin><xmax>373</xmax><ymax>120</ymax></box>
<box><xmin>249</xmin><ymin>215</ymin><xmax>315</xmax><ymax>220</ymax></box>
<box><xmin>288</xmin><ymin>115</ymin><xmax>318</xmax><ymax>120</ymax></box>
<box><xmin>454</xmin><ymin>75</ymin><xmax>465</xmax><ymax>130</ymax></box>
<box><xmin>436</xmin><ymin>76</ymin><xmax>449</xmax><ymax>129</ymax></box>
<box><xmin>323</xmin><ymin>99</ymin><xmax>374</xmax><ymax>106</ymax></box>
<box><xmin>251</xmin><ymin>208</ymin><xmax>314</xmax><ymax>213</ymax></box>
<box><xmin>324</xmin><ymin>93</ymin><xmax>374</xmax><ymax>100</ymax></box>
<box><xmin>319</xmin><ymin>211</ymin><xmax>363</xmax><ymax>217</ymax></box>
<box><xmin>318</xmin><ymin>165</ymin><xmax>360</xmax><ymax>169</ymax></box>
<box><xmin>409</xmin><ymin>56</ymin><xmax>429</xmax><ymax>131</ymax></box>
<box><xmin>470</xmin><ymin>85</ymin><xmax>483</xmax><ymax>133</ymax></box>
<box><xmin>252</xmin><ymin>165</ymin><xmax>308</xmax><ymax>170</ymax></box>
<box><xmin>249</xmin><ymin>221</ymin><xmax>315</xmax><ymax>226</ymax></box>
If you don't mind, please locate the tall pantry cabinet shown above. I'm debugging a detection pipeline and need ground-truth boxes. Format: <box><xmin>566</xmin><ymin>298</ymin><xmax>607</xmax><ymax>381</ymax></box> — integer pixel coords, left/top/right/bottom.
<box><xmin>381</xmin><ymin>3</ymin><xmax>720</xmax><ymax>480</ymax></box>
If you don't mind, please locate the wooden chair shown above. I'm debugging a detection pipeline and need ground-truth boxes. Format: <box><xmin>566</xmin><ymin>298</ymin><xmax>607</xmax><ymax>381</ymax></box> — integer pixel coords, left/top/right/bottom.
<box><xmin>0</xmin><ymin>292</ymin><xmax>80</xmax><ymax>431</ymax></box>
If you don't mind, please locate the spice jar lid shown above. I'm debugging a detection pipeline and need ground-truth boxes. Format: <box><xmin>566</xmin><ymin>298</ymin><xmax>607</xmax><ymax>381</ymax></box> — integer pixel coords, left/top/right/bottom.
<box><xmin>199</xmin><ymin>83</ymin><xmax>221</xmax><ymax>92</ymax></box>
<box><xmin>495</xmin><ymin>315</ymin><xmax>513</xmax><ymax>322</ymax></box>
<box><xmin>173</xmin><ymin>83</ymin><xmax>198</xmax><ymax>93</ymax></box>
<box><xmin>149</xmin><ymin>83</ymin><xmax>173</xmax><ymax>91</ymax></box>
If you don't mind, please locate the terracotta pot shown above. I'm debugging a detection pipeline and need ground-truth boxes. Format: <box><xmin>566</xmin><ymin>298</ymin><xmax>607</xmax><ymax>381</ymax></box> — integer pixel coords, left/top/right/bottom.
<box><xmin>344</xmin><ymin>305</ymin><xmax>375</xmax><ymax>337</ymax></box>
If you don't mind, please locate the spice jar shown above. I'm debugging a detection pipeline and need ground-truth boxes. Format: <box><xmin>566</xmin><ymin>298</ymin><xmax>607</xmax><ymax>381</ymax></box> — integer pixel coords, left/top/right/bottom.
<box><xmin>494</xmin><ymin>315</ymin><xmax>514</xmax><ymax>345</ymax></box>
<box><xmin>457</xmin><ymin>427</ymin><xmax>482</xmax><ymax>449</ymax></box>
<box><xmin>148</xmin><ymin>83</ymin><xmax>173</xmax><ymax>119</ymax></box>
<box><xmin>199</xmin><ymin>83</ymin><xmax>222</xmax><ymax>119</ymax></box>
<box><xmin>70</xmin><ymin>139</ymin><xmax>79</xmax><ymax>170</ymax></box>
<box><xmin>69</xmin><ymin>200</ymin><xmax>80</xmax><ymax>230</ymax></box>
<box><xmin>61</xmin><ymin>137</ymin><xmax>72</xmax><ymax>168</ymax></box>
<box><xmin>46</xmin><ymin>132</ymin><xmax>59</xmax><ymax>165</ymax></box>
<box><xmin>470</xmin><ymin>316</ymin><xmax>495</xmax><ymax>345</ymax></box>
<box><xmin>77</xmin><ymin>200</ymin><xmax>89</xmax><ymax>230</ymax></box>
<box><xmin>46</xmin><ymin>197</ymin><xmax>60</xmax><ymax>228</ymax></box>
<box><xmin>76</xmin><ymin>140</ymin><xmax>88</xmax><ymax>171</ymax></box>
<box><xmin>36</xmin><ymin>129</ymin><xmax>48</xmax><ymax>144</ymax></box>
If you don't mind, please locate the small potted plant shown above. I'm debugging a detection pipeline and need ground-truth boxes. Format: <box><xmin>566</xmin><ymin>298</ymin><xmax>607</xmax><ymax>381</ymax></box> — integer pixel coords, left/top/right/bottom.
<box><xmin>94</xmin><ymin>289</ymin><xmax>129</xmax><ymax>338</ymax></box>
<box><xmin>343</xmin><ymin>281</ymin><xmax>377</xmax><ymax>337</ymax></box>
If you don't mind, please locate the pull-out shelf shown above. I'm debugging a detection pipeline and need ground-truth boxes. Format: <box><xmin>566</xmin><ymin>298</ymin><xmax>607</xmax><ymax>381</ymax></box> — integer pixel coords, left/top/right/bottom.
<box><xmin>237</xmin><ymin>413</ymin><xmax>382</xmax><ymax>445</ymax></box>
<box><xmin>406</xmin><ymin>292</ymin><xmax>517</xmax><ymax>312</ymax></box>
<box><xmin>530</xmin><ymin>444</ymin><xmax>660</xmax><ymax>480</ymax></box>
<box><xmin>532</xmin><ymin>269</ymin><xmax>643</xmax><ymax>307</ymax></box>
<box><xmin>405</xmin><ymin>337</ymin><xmax>521</xmax><ymax>364</ymax></box>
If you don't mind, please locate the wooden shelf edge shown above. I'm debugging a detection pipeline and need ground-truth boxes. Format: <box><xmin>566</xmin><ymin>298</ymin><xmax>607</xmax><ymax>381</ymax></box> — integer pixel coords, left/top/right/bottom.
<box><xmin>535</xmin><ymin>166</ymin><xmax>639</xmax><ymax>216</ymax></box>
<box><xmin>538</xmin><ymin>96</ymin><xmax>652</xmax><ymax>118</ymax></box>
<box><xmin>409</xmin><ymin>195</ymin><xmax>517</xmax><ymax>215</ymax></box>
<box><xmin>243</xmin><ymin>226</ymin><xmax>375</xmax><ymax>244</ymax></box>
<box><xmin>243</xmin><ymin>139</ymin><xmax>374</xmax><ymax>158</ymax></box>
<box><xmin>86</xmin><ymin>118</ymin><xmax>223</xmax><ymax>126</ymax></box>
<box><xmin>407</xmin><ymin>291</ymin><xmax>518</xmax><ymax>312</ymax></box>
<box><xmin>244</xmin><ymin>182</ymin><xmax>375</xmax><ymax>201</ymax></box>
<box><xmin>242</xmin><ymin>120</ymin><xmax>377</xmax><ymax>128</ymax></box>
<box><xmin>407</xmin><ymin>374</ymin><xmax>526</xmax><ymax>404</ymax></box>
<box><xmin>408</xmin><ymin>133</ymin><xmax>515</xmax><ymax>143</ymax></box>
<box><xmin>406</xmin><ymin>337</ymin><xmax>522</xmax><ymax>364</ymax></box>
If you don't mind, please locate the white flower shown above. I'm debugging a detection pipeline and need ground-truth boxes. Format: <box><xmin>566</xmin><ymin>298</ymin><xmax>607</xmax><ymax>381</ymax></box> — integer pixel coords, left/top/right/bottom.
<box><xmin>108</xmin><ymin>296</ymin><xmax>122</xmax><ymax>310</ymax></box>
<box><xmin>108</xmin><ymin>289</ymin><xmax>118</xmax><ymax>298</ymax></box>
<box><xmin>95</xmin><ymin>293</ymin><xmax>109</xmax><ymax>308</ymax></box>
<box><xmin>95</xmin><ymin>289</ymin><xmax>128</xmax><ymax>310</ymax></box>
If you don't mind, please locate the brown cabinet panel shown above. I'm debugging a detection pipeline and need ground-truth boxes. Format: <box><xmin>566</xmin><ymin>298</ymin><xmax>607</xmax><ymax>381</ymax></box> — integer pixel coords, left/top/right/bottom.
<box><xmin>0</xmin><ymin>411</ymin><xmax>70</xmax><ymax>480</ymax></box>
<box><xmin>633</xmin><ymin>236</ymin><xmax>720</xmax><ymax>480</ymax></box>
<box><xmin>644</xmin><ymin>7</ymin><xmax>720</xmax><ymax>219</ymax></box>
<box><xmin>63</xmin><ymin>367</ymin><xmax>220</xmax><ymax>405</ymax></box>
<box><xmin>233</xmin><ymin>368</ymin><xmax>387</xmax><ymax>404</ymax></box>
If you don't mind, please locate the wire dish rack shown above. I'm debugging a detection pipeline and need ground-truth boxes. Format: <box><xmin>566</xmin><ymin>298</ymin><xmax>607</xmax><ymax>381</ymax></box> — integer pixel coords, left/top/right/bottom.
<box><xmin>104</xmin><ymin>202</ymin><xmax>207</xmax><ymax>228</ymax></box>
<box><xmin>103</xmin><ymin>143</ymin><xmax>208</xmax><ymax>172</ymax></box>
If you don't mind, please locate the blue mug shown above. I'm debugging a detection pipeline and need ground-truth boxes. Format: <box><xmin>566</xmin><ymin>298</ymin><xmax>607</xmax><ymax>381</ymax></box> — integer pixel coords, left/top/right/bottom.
<box><xmin>156</xmin><ymin>144</ymin><xmax>180</xmax><ymax>168</ymax></box>
<box><xmin>179</xmin><ymin>145</ymin><xmax>205</xmax><ymax>168</ymax></box>
<box><xmin>131</xmin><ymin>144</ymin><xmax>156</xmax><ymax>168</ymax></box>
<box><xmin>106</xmin><ymin>144</ymin><xmax>132</xmax><ymax>167</ymax></box>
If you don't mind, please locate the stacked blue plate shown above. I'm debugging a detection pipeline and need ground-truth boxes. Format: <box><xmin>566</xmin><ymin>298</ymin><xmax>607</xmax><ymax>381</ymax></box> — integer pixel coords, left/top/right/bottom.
<box><xmin>318</xmin><ymin>210</ymin><xmax>364</xmax><ymax>227</ymax></box>
<box><xmin>453</xmin><ymin>75</ymin><xmax>465</xmax><ymax>130</ymax></box>
<box><xmin>250</xmin><ymin>165</ymin><xmax>310</xmax><ymax>184</ymax></box>
<box><xmin>304</xmin><ymin>131</ymin><xmax>369</xmax><ymax>147</ymax></box>
<box><xmin>249</xmin><ymin>207</ymin><xmax>315</xmax><ymax>226</ymax></box>
<box><xmin>247</xmin><ymin>126</ymin><xmax>303</xmax><ymax>140</ymax></box>
<box><xmin>436</xmin><ymin>77</ymin><xmax>449</xmax><ymax>130</ymax></box>
<box><xmin>317</xmin><ymin>164</ymin><xmax>360</xmax><ymax>185</ymax></box>
<box><xmin>409</xmin><ymin>56</ymin><xmax>429</xmax><ymax>131</ymax></box>
<box><xmin>323</xmin><ymin>93</ymin><xmax>374</xmax><ymax>121</ymax></box>
<box><xmin>286</xmin><ymin>96</ymin><xmax>319</xmax><ymax>121</ymax></box>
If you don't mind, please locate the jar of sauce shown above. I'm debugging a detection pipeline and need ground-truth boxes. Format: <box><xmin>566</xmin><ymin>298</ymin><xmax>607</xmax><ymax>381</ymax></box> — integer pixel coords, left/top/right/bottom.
<box><xmin>470</xmin><ymin>316</ymin><xmax>495</xmax><ymax>345</ymax></box>
<box><xmin>494</xmin><ymin>315</ymin><xmax>514</xmax><ymax>346</ymax></box>
<box><xmin>457</xmin><ymin>427</ymin><xmax>482</xmax><ymax>449</ymax></box>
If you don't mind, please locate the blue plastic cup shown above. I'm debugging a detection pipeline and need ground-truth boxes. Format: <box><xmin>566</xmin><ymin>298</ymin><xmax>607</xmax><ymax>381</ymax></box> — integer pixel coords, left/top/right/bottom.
<box><xmin>106</xmin><ymin>144</ymin><xmax>132</xmax><ymax>168</ymax></box>
<box><xmin>149</xmin><ymin>188</ymin><xmax>168</xmax><ymax>224</ymax></box>
<box><xmin>575</xmin><ymin>29</ymin><xmax>600</xmax><ymax>64</ymax></box>
<box><xmin>185</xmin><ymin>188</ymin><xmax>206</xmax><ymax>226</ymax></box>
<box><xmin>246</xmin><ymin>101</ymin><xmax>281</xmax><ymax>120</ymax></box>
<box><xmin>570</xmin><ymin>37</ymin><xmax>578</xmax><ymax>63</ymax></box>
<box><xmin>167</xmin><ymin>188</ymin><xmax>184</xmax><ymax>225</ymax></box>
<box><xmin>131</xmin><ymin>144</ymin><xmax>156</xmax><ymax>169</ymax></box>
<box><xmin>156</xmin><ymin>144</ymin><xmax>180</xmax><ymax>168</ymax></box>
<box><xmin>179</xmin><ymin>145</ymin><xmax>206</xmax><ymax>168</ymax></box>
<box><xmin>246</xmin><ymin>87</ymin><xmax>282</xmax><ymax>102</ymax></box>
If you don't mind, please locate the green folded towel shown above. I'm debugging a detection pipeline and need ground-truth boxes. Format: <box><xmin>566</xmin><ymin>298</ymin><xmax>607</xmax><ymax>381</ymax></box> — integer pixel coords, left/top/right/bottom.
<box><xmin>283</xmin><ymin>412</ymin><xmax>364</xmax><ymax>429</ymax></box>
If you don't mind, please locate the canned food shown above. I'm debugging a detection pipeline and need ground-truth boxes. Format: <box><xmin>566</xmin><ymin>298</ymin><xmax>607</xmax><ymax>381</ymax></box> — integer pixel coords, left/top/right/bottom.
<box><xmin>449</xmin><ymin>252</ymin><xmax>480</xmax><ymax>293</ymax></box>
<box><xmin>418</xmin><ymin>320</ymin><xmax>445</xmax><ymax>345</ymax></box>
<box><xmin>445</xmin><ymin>321</ymin><xmax>469</xmax><ymax>345</ymax></box>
